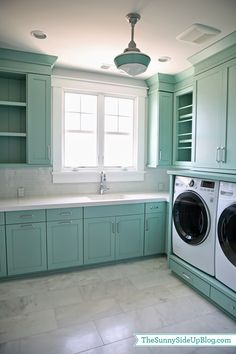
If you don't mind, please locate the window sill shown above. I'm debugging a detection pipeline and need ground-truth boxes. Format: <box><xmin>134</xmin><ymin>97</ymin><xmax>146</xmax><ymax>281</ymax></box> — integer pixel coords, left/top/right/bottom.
<box><xmin>52</xmin><ymin>170</ymin><xmax>145</xmax><ymax>184</ymax></box>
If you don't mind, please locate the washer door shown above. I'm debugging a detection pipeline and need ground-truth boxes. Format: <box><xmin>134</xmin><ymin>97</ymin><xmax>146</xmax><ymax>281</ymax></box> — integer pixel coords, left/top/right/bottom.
<box><xmin>173</xmin><ymin>191</ymin><xmax>209</xmax><ymax>245</ymax></box>
<box><xmin>218</xmin><ymin>204</ymin><xmax>236</xmax><ymax>266</ymax></box>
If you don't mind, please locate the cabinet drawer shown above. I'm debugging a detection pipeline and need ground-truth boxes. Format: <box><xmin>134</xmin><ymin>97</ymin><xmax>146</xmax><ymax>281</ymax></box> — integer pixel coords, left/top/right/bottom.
<box><xmin>0</xmin><ymin>212</ymin><xmax>4</xmax><ymax>225</ymax></box>
<box><xmin>145</xmin><ymin>202</ymin><xmax>166</xmax><ymax>214</ymax></box>
<box><xmin>211</xmin><ymin>287</ymin><xmax>236</xmax><ymax>318</ymax></box>
<box><xmin>84</xmin><ymin>203</ymin><xmax>144</xmax><ymax>218</ymax></box>
<box><xmin>47</xmin><ymin>207</ymin><xmax>83</xmax><ymax>221</ymax></box>
<box><xmin>6</xmin><ymin>209</ymin><xmax>45</xmax><ymax>224</ymax></box>
<box><xmin>169</xmin><ymin>259</ymin><xmax>210</xmax><ymax>296</ymax></box>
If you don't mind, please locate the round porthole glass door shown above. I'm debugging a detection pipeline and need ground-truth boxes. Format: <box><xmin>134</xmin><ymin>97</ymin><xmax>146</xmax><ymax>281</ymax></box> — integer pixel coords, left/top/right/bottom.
<box><xmin>173</xmin><ymin>191</ymin><xmax>209</xmax><ymax>245</ymax></box>
<box><xmin>218</xmin><ymin>204</ymin><xmax>236</xmax><ymax>266</ymax></box>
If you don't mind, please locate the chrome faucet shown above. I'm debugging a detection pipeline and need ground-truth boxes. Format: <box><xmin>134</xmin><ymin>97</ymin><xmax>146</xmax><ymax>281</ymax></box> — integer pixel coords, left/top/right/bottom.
<box><xmin>99</xmin><ymin>171</ymin><xmax>109</xmax><ymax>195</ymax></box>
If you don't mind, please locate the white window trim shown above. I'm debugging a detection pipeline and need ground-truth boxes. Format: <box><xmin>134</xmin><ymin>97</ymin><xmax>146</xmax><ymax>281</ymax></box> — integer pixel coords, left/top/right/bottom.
<box><xmin>52</xmin><ymin>75</ymin><xmax>147</xmax><ymax>183</ymax></box>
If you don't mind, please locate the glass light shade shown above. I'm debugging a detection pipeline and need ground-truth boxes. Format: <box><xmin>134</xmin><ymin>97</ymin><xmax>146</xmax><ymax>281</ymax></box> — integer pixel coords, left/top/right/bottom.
<box><xmin>114</xmin><ymin>52</ymin><xmax>151</xmax><ymax>76</ymax></box>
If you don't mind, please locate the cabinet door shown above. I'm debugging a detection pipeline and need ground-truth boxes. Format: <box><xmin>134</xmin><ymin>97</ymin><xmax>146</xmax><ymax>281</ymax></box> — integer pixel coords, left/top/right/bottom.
<box><xmin>6</xmin><ymin>222</ymin><xmax>46</xmax><ymax>275</ymax></box>
<box><xmin>223</xmin><ymin>59</ymin><xmax>236</xmax><ymax>169</ymax></box>
<box><xmin>194</xmin><ymin>66</ymin><xmax>226</xmax><ymax>168</ymax></box>
<box><xmin>144</xmin><ymin>212</ymin><xmax>165</xmax><ymax>256</ymax></box>
<box><xmin>147</xmin><ymin>90</ymin><xmax>173</xmax><ymax>167</ymax></box>
<box><xmin>84</xmin><ymin>217</ymin><xmax>115</xmax><ymax>265</ymax></box>
<box><xmin>27</xmin><ymin>74</ymin><xmax>51</xmax><ymax>165</ymax></box>
<box><xmin>47</xmin><ymin>220</ymin><xmax>83</xmax><ymax>270</ymax></box>
<box><xmin>115</xmin><ymin>214</ymin><xmax>144</xmax><ymax>260</ymax></box>
<box><xmin>0</xmin><ymin>226</ymin><xmax>7</xmax><ymax>277</ymax></box>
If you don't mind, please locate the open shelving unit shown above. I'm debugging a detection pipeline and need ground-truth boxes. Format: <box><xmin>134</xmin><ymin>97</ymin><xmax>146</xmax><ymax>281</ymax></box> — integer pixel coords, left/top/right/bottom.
<box><xmin>176</xmin><ymin>92</ymin><xmax>193</xmax><ymax>162</ymax></box>
<box><xmin>0</xmin><ymin>73</ymin><xmax>27</xmax><ymax>163</ymax></box>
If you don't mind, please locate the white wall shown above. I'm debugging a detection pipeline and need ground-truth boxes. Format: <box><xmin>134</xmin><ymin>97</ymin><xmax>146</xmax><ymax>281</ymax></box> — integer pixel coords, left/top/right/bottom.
<box><xmin>0</xmin><ymin>167</ymin><xmax>169</xmax><ymax>199</ymax></box>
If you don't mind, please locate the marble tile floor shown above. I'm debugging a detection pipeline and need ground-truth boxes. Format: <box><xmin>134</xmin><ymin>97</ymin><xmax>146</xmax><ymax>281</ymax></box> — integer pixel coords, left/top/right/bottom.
<box><xmin>0</xmin><ymin>256</ymin><xmax>235</xmax><ymax>354</ymax></box>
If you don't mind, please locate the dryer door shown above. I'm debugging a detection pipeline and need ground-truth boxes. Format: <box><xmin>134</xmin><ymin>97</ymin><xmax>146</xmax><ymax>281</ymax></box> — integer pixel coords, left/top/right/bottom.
<box><xmin>173</xmin><ymin>191</ymin><xmax>209</xmax><ymax>245</ymax></box>
<box><xmin>218</xmin><ymin>204</ymin><xmax>236</xmax><ymax>266</ymax></box>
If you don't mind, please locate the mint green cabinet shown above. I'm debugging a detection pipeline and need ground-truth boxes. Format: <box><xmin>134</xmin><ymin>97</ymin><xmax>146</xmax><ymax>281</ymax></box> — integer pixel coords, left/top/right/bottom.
<box><xmin>46</xmin><ymin>207</ymin><xmax>83</xmax><ymax>270</ymax></box>
<box><xmin>194</xmin><ymin>65</ymin><xmax>225</xmax><ymax>168</ymax></box>
<box><xmin>194</xmin><ymin>58</ymin><xmax>236</xmax><ymax>170</ymax></box>
<box><xmin>84</xmin><ymin>204</ymin><xmax>144</xmax><ymax>265</ymax></box>
<box><xmin>0</xmin><ymin>48</ymin><xmax>57</xmax><ymax>167</ymax></box>
<box><xmin>47</xmin><ymin>220</ymin><xmax>83</xmax><ymax>270</ymax></box>
<box><xmin>0</xmin><ymin>72</ymin><xmax>27</xmax><ymax>164</ymax></box>
<box><xmin>84</xmin><ymin>217</ymin><xmax>115</xmax><ymax>265</ymax></box>
<box><xmin>27</xmin><ymin>74</ymin><xmax>51</xmax><ymax>165</ymax></box>
<box><xmin>6</xmin><ymin>222</ymin><xmax>46</xmax><ymax>275</ymax></box>
<box><xmin>173</xmin><ymin>88</ymin><xmax>193</xmax><ymax>165</ymax></box>
<box><xmin>115</xmin><ymin>215</ymin><xmax>144</xmax><ymax>260</ymax></box>
<box><xmin>147</xmin><ymin>90</ymin><xmax>173</xmax><ymax>167</ymax></box>
<box><xmin>144</xmin><ymin>202</ymin><xmax>166</xmax><ymax>256</ymax></box>
<box><xmin>0</xmin><ymin>211</ymin><xmax>6</xmax><ymax>277</ymax></box>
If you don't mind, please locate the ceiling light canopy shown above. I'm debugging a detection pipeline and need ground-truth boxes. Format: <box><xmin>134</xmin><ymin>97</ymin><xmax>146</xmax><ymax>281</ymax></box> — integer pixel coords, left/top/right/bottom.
<box><xmin>114</xmin><ymin>13</ymin><xmax>151</xmax><ymax>76</ymax></box>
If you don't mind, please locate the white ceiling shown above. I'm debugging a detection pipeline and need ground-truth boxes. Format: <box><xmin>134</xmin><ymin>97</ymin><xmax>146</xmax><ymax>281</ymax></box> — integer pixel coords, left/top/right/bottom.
<box><xmin>0</xmin><ymin>0</ymin><xmax>235</xmax><ymax>79</ymax></box>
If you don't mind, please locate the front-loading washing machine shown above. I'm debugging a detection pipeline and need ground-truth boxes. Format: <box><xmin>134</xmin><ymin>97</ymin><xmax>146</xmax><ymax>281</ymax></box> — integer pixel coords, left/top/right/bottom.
<box><xmin>172</xmin><ymin>176</ymin><xmax>219</xmax><ymax>276</ymax></box>
<box><xmin>215</xmin><ymin>181</ymin><xmax>236</xmax><ymax>291</ymax></box>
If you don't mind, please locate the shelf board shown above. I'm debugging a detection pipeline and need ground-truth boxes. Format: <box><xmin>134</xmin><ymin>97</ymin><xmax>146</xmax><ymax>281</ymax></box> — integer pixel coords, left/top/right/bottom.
<box><xmin>177</xmin><ymin>146</ymin><xmax>192</xmax><ymax>150</ymax></box>
<box><xmin>178</xmin><ymin>139</ymin><xmax>192</xmax><ymax>144</ymax></box>
<box><xmin>177</xmin><ymin>118</ymin><xmax>192</xmax><ymax>124</ymax></box>
<box><xmin>177</xmin><ymin>133</ymin><xmax>192</xmax><ymax>137</ymax></box>
<box><xmin>179</xmin><ymin>113</ymin><xmax>192</xmax><ymax>119</ymax></box>
<box><xmin>0</xmin><ymin>132</ymin><xmax>26</xmax><ymax>137</ymax></box>
<box><xmin>178</xmin><ymin>104</ymin><xmax>192</xmax><ymax>111</ymax></box>
<box><xmin>0</xmin><ymin>100</ymin><xmax>26</xmax><ymax>107</ymax></box>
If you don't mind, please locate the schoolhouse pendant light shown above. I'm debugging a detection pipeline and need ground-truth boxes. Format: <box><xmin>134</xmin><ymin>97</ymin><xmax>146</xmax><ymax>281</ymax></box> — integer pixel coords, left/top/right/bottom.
<box><xmin>114</xmin><ymin>13</ymin><xmax>151</xmax><ymax>76</ymax></box>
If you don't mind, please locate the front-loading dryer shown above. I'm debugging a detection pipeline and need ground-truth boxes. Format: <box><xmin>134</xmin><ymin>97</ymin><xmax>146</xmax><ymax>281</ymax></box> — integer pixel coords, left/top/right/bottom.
<box><xmin>172</xmin><ymin>176</ymin><xmax>219</xmax><ymax>276</ymax></box>
<box><xmin>215</xmin><ymin>181</ymin><xmax>236</xmax><ymax>291</ymax></box>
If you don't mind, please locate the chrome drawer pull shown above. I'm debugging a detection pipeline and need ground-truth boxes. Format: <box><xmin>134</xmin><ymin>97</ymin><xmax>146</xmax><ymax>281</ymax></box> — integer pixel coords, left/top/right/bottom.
<box><xmin>182</xmin><ymin>272</ymin><xmax>192</xmax><ymax>281</ymax></box>
<box><xmin>20</xmin><ymin>223</ymin><xmax>34</xmax><ymax>228</ymax></box>
<box><xmin>20</xmin><ymin>214</ymin><xmax>33</xmax><ymax>218</ymax></box>
<box><xmin>58</xmin><ymin>221</ymin><xmax>72</xmax><ymax>224</ymax></box>
<box><xmin>59</xmin><ymin>212</ymin><xmax>72</xmax><ymax>215</ymax></box>
<box><xmin>145</xmin><ymin>220</ymin><xmax>149</xmax><ymax>232</ymax></box>
<box><xmin>150</xmin><ymin>206</ymin><xmax>159</xmax><ymax>209</ymax></box>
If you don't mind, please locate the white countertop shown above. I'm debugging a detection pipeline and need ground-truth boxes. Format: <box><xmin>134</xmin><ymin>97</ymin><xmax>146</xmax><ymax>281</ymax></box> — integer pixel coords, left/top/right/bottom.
<box><xmin>0</xmin><ymin>192</ymin><xmax>169</xmax><ymax>212</ymax></box>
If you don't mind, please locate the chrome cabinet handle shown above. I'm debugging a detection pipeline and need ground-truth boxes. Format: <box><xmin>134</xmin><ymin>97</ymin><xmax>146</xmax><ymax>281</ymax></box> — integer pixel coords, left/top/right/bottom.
<box><xmin>145</xmin><ymin>220</ymin><xmax>149</xmax><ymax>232</ymax></box>
<box><xmin>159</xmin><ymin>150</ymin><xmax>162</xmax><ymax>161</ymax></box>
<box><xmin>20</xmin><ymin>214</ymin><xmax>33</xmax><ymax>219</ymax></box>
<box><xmin>58</xmin><ymin>221</ymin><xmax>72</xmax><ymax>224</ymax></box>
<box><xmin>182</xmin><ymin>272</ymin><xmax>192</xmax><ymax>281</ymax></box>
<box><xmin>116</xmin><ymin>222</ymin><xmax>120</xmax><ymax>234</ymax></box>
<box><xmin>20</xmin><ymin>223</ymin><xmax>34</xmax><ymax>228</ymax></box>
<box><xmin>216</xmin><ymin>147</ymin><xmax>221</xmax><ymax>163</ymax></box>
<box><xmin>59</xmin><ymin>211</ymin><xmax>72</xmax><ymax>216</ymax></box>
<box><xmin>221</xmin><ymin>147</ymin><xmax>226</xmax><ymax>163</ymax></box>
<box><xmin>112</xmin><ymin>222</ymin><xmax>115</xmax><ymax>234</ymax></box>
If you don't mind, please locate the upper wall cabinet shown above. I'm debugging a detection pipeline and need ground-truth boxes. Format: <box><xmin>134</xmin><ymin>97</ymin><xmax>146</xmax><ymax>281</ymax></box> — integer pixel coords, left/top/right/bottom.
<box><xmin>147</xmin><ymin>90</ymin><xmax>173</xmax><ymax>167</ymax></box>
<box><xmin>173</xmin><ymin>87</ymin><xmax>193</xmax><ymax>166</ymax></box>
<box><xmin>194</xmin><ymin>58</ymin><xmax>236</xmax><ymax>171</ymax></box>
<box><xmin>0</xmin><ymin>48</ymin><xmax>57</xmax><ymax>167</ymax></box>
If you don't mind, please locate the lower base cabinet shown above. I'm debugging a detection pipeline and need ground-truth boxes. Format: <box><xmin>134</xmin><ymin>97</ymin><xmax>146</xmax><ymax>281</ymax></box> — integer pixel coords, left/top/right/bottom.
<box><xmin>84</xmin><ymin>204</ymin><xmax>145</xmax><ymax>265</ymax></box>
<box><xmin>169</xmin><ymin>256</ymin><xmax>236</xmax><ymax>320</ymax></box>
<box><xmin>144</xmin><ymin>202</ymin><xmax>166</xmax><ymax>256</ymax></box>
<box><xmin>6</xmin><ymin>222</ymin><xmax>47</xmax><ymax>275</ymax></box>
<box><xmin>84</xmin><ymin>217</ymin><xmax>115</xmax><ymax>264</ymax></box>
<box><xmin>0</xmin><ymin>226</ymin><xmax>6</xmax><ymax>277</ymax></box>
<box><xmin>47</xmin><ymin>220</ymin><xmax>83</xmax><ymax>270</ymax></box>
<box><xmin>84</xmin><ymin>214</ymin><xmax>144</xmax><ymax>265</ymax></box>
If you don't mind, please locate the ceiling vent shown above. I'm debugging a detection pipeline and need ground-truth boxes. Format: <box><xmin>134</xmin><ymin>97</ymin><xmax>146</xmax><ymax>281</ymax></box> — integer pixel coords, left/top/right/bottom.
<box><xmin>176</xmin><ymin>23</ymin><xmax>221</xmax><ymax>44</ymax></box>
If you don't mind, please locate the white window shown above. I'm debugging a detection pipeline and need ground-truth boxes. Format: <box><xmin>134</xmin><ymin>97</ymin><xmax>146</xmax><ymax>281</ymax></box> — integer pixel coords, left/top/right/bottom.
<box><xmin>52</xmin><ymin>75</ymin><xmax>147</xmax><ymax>183</ymax></box>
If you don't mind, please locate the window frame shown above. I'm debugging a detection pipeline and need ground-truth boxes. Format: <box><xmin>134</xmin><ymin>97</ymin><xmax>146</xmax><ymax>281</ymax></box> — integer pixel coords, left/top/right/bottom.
<box><xmin>52</xmin><ymin>75</ymin><xmax>147</xmax><ymax>183</ymax></box>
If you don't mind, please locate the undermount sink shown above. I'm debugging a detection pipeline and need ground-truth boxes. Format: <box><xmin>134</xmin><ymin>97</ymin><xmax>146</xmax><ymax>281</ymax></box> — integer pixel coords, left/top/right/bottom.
<box><xmin>87</xmin><ymin>194</ymin><xmax>127</xmax><ymax>200</ymax></box>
